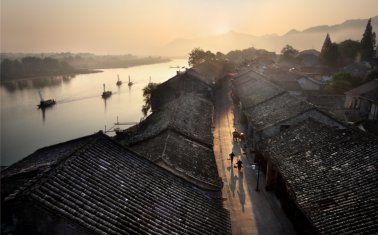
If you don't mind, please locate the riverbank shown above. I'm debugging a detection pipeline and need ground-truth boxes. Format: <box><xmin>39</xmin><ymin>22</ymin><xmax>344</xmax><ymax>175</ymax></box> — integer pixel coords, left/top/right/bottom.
<box><xmin>0</xmin><ymin>69</ymin><xmax>102</xmax><ymax>84</ymax></box>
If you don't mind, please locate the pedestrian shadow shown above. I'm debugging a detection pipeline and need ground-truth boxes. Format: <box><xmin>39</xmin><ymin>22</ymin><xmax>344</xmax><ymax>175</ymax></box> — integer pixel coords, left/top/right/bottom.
<box><xmin>230</xmin><ymin>165</ymin><xmax>237</xmax><ymax>197</ymax></box>
<box><xmin>237</xmin><ymin>171</ymin><xmax>245</xmax><ymax>212</ymax></box>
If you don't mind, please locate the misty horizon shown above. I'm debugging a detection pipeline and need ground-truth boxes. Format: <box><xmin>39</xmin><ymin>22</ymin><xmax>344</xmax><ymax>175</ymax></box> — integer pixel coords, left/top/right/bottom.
<box><xmin>2</xmin><ymin>0</ymin><xmax>378</xmax><ymax>56</ymax></box>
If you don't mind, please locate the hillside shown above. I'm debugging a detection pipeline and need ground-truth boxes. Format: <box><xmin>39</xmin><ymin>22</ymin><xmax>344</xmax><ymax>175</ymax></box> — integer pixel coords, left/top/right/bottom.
<box><xmin>159</xmin><ymin>16</ymin><xmax>378</xmax><ymax>57</ymax></box>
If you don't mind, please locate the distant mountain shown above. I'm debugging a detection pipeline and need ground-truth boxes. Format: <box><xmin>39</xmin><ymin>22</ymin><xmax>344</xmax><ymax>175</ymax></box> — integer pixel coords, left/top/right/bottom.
<box><xmin>159</xmin><ymin>16</ymin><xmax>378</xmax><ymax>57</ymax></box>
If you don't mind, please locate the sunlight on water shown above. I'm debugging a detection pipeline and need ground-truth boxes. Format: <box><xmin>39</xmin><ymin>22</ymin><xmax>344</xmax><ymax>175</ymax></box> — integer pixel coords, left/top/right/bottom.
<box><xmin>0</xmin><ymin>59</ymin><xmax>188</xmax><ymax>166</ymax></box>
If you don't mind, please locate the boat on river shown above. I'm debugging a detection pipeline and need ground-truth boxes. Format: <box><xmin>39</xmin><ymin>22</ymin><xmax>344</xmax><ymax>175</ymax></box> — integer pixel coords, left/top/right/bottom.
<box><xmin>128</xmin><ymin>76</ymin><xmax>134</xmax><ymax>86</ymax></box>
<box><xmin>116</xmin><ymin>74</ymin><xmax>122</xmax><ymax>86</ymax></box>
<box><xmin>102</xmin><ymin>84</ymin><xmax>112</xmax><ymax>98</ymax></box>
<box><xmin>37</xmin><ymin>91</ymin><xmax>56</xmax><ymax>109</ymax></box>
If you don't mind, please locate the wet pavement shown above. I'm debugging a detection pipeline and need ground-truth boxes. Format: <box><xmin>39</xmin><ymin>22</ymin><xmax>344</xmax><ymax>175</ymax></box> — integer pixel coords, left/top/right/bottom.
<box><xmin>213</xmin><ymin>80</ymin><xmax>297</xmax><ymax>235</ymax></box>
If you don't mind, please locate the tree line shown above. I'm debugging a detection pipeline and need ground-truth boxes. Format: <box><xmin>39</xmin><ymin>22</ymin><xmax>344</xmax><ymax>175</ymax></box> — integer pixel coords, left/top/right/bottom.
<box><xmin>1</xmin><ymin>57</ymin><xmax>77</xmax><ymax>81</ymax></box>
<box><xmin>1</xmin><ymin>53</ymin><xmax>170</xmax><ymax>81</ymax></box>
<box><xmin>319</xmin><ymin>18</ymin><xmax>376</xmax><ymax>67</ymax></box>
<box><xmin>188</xmin><ymin>46</ymin><xmax>275</xmax><ymax>67</ymax></box>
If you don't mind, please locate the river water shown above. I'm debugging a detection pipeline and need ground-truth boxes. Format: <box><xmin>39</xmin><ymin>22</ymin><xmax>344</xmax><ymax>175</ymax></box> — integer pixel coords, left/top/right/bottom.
<box><xmin>1</xmin><ymin>59</ymin><xmax>188</xmax><ymax>166</ymax></box>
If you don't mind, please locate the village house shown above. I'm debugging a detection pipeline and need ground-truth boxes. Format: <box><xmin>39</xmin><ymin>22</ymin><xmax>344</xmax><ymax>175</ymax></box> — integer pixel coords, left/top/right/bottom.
<box><xmin>150</xmin><ymin>68</ymin><xmax>213</xmax><ymax>111</ymax></box>
<box><xmin>257</xmin><ymin>119</ymin><xmax>378</xmax><ymax>235</ymax></box>
<box><xmin>116</xmin><ymin>93</ymin><xmax>222</xmax><ymax>190</ymax></box>
<box><xmin>243</xmin><ymin>92</ymin><xmax>344</xmax><ymax>142</ymax></box>
<box><xmin>232</xmin><ymin>70</ymin><xmax>343</xmax><ymax>145</ymax></box>
<box><xmin>296</xmin><ymin>75</ymin><xmax>326</xmax><ymax>94</ymax></box>
<box><xmin>232</xmin><ymin>70</ymin><xmax>284</xmax><ymax>111</ymax></box>
<box><xmin>1</xmin><ymin>132</ymin><xmax>231</xmax><ymax>235</ymax></box>
<box><xmin>263</xmin><ymin>68</ymin><xmax>304</xmax><ymax>96</ymax></box>
<box><xmin>344</xmin><ymin>79</ymin><xmax>378</xmax><ymax>122</ymax></box>
<box><xmin>306</xmin><ymin>95</ymin><xmax>347</xmax><ymax>121</ymax></box>
<box><xmin>296</xmin><ymin>50</ymin><xmax>320</xmax><ymax>67</ymax></box>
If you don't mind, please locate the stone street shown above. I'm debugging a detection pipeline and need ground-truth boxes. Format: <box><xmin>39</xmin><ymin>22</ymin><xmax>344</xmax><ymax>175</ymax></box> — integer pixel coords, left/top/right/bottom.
<box><xmin>213</xmin><ymin>80</ymin><xmax>297</xmax><ymax>235</ymax></box>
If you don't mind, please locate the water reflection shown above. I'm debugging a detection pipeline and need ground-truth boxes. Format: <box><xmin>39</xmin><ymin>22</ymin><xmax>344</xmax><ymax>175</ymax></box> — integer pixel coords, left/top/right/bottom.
<box><xmin>103</xmin><ymin>97</ymin><xmax>109</xmax><ymax>110</ymax></box>
<box><xmin>1</xmin><ymin>59</ymin><xmax>188</xmax><ymax>166</ymax></box>
<box><xmin>1</xmin><ymin>75</ymin><xmax>76</xmax><ymax>92</ymax></box>
<box><xmin>38</xmin><ymin>106</ymin><xmax>56</xmax><ymax>123</ymax></box>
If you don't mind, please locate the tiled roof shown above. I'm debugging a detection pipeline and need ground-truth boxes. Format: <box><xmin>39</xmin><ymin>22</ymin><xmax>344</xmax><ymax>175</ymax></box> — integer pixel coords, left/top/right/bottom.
<box><xmin>258</xmin><ymin>119</ymin><xmax>349</xmax><ymax>161</ymax></box>
<box><xmin>271</xmin><ymin>80</ymin><xmax>302</xmax><ymax>91</ymax></box>
<box><xmin>1</xmin><ymin>134</ymin><xmax>95</xmax><ymax>201</ymax></box>
<box><xmin>232</xmin><ymin>70</ymin><xmax>261</xmax><ymax>87</ymax></box>
<box><xmin>360</xmin><ymin>87</ymin><xmax>378</xmax><ymax>102</ymax></box>
<box><xmin>130</xmin><ymin>130</ymin><xmax>222</xmax><ymax>189</ymax></box>
<box><xmin>120</xmin><ymin>94</ymin><xmax>213</xmax><ymax>147</ymax></box>
<box><xmin>163</xmin><ymin>70</ymin><xmax>212</xmax><ymax>89</ymax></box>
<box><xmin>244</xmin><ymin>92</ymin><xmax>313</xmax><ymax>130</ymax></box>
<box><xmin>185</xmin><ymin>68</ymin><xmax>214</xmax><ymax>86</ymax></box>
<box><xmin>194</xmin><ymin>61</ymin><xmax>231</xmax><ymax>82</ymax></box>
<box><xmin>2</xmin><ymin>133</ymin><xmax>231</xmax><ymax>235</ymax></box>
<box><xmin>306</xmin><ymin>95</ymin><xmax>346</xmax><ymax>109</ymax></box>
<box><xmin>264</xmin><ymin>69</ymin><xmax>304</xmax><ymax>81</ymax></box>
<box><xmin>238</xmin><ymin>79</ymin><xmax>284</xmax><ymax>109</ymax></box>
<box><xmin>1</xmin><ymin>135</ymin><xmax>93</xmax><ymax>178</ymax></box>
<box><xmin>344</xmin><ymin>79</ymin><xmax>378</xmax><ymax>96</ymax></box>
<box><xmin>259</xmin><ymin>121</ymin><xmax>378</xmax><ymax>235</ymax></box>
<box><xmin>117</xmin><ymin>93</ymin><xmax>220</xmax><ymax>189</ymax></box>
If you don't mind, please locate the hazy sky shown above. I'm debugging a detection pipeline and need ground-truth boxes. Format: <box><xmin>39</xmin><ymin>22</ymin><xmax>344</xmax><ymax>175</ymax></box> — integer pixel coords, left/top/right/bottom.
<box><xmin>1</xmin><ymin>0</ymin><xmax>378</xmax><ymax>55</ymax></box>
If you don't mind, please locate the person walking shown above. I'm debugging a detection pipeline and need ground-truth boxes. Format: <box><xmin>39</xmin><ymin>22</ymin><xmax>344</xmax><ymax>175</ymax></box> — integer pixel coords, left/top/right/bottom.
<box><xmin>237</xmin><ymin>158</ymin><xmax>243</xmax><ymax>171</ymax></box>
<box><xmin>232</xmin><ymin>129</ymin><xmax>239</xmax><ymax>142</ymax></box>
<box><xmin>229</xmin><ymin>152</ymin><xmax>235</xmax><ymax>164</ymax></box>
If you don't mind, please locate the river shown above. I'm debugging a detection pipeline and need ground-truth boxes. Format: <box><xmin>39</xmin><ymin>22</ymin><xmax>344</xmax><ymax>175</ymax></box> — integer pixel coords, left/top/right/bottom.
<box><xmin>0</xmin><ymin>59</ymin><xmax>188</xmax><ymax>166</ymax></box>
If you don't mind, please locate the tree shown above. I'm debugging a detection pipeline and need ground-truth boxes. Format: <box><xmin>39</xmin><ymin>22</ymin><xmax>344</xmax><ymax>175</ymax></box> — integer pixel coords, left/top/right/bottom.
<box><xmin>188</xmin><ymin>48</ymin><xmax>207</xmax><ymax>67</ymax></box>
<box><xmin>338</xmin><ymin>40</ymin><xmax>360</xmax><ymax>65</ymax></box>
<box><xmin>215</xmin><ymin>51</ymin><xmax>226</xmax><ymax>60</ymax></box>
<box><xmin>141</xmin><ymin>82</ymin><xmax>160</xmax><ymax>116</ymax></box>
<box><xmin>280</xmin><ymin>44</ymin><xmax>299</xmax><ymax>61</ymax></box>
<box><xmin>320</xmin><ymin>33</ymin><xmax>339</xmax><ymax>67</ymax></box>
<box><xmin>360</xmin><ymin>18</ymin><xmax>377</xmax><ymax>61</ymax></box>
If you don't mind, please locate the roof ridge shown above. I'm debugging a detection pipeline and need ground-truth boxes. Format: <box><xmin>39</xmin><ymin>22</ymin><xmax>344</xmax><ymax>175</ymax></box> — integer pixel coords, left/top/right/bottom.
<box><xmin>1</xmin><ymin>132</ymin><xmax>99</xmax><ymax>176</ymax></box>
<box><xmin>5</xmin><ymin>132</ymin><xmax>103</xmax><ymax>201</ymax></box>
<box><xmin>244</xmin><ymin>90</ymin><xmax>287</xmax><ymax>111</ymax></box>
<box><xmin>185</xmin><ymin>70</ymin><xmax>213</xmax><ymax>87</ymax></box>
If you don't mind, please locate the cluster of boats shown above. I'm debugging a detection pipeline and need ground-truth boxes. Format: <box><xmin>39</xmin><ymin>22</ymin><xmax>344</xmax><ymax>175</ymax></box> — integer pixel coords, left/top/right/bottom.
<box><xmin>37</xmin><ymin>75</ymin><xmax>134</xmax><ymax>108</ymax></box>
<box><xmin>102</xmin><ymin>75</ymin><xmax>133</xmax><ymax>99</ymax></box>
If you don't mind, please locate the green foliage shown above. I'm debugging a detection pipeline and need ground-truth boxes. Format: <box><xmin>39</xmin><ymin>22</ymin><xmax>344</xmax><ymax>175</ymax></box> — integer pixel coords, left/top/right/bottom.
<box><xmin>141</xmin><ymin>82</ymin><xmax>160</xmax><ymax>116</ymax></box>
<box><xmin>338</xmin><ymin>40</ymin><xmax>360</xmax><ymax>65</ymax></box>
<box><xmin>324</xmin><ymin>72</ymin><xmax>366</xmax><ymax>94</ymax></box>
<box><xmin>360</xmin><ymin>18</ymin><xmax>377</xmax><ymax>61</ymax></box>
<box><xmin>188</xmin><ymin>48</ymin><xmax>213</xmax><ymax>67</ymax></box>
<box><xmin>225</xmin><ymin>47</ymin><xmax>276</xmax><ymax>66</ymax></box>
<box><xmin>320</xmin><ymin>34</ymin><xmax>339</xmax><ymax>67</ymax></box>
<box><xmin>215</xmin><ymin>51</ymin><xmax>226</xmax><ymax>60</ymax></box>
<box><xmin>280</xmin><ymin>44</ymin><xmax>299</xmax><ymax>61</ymax></box>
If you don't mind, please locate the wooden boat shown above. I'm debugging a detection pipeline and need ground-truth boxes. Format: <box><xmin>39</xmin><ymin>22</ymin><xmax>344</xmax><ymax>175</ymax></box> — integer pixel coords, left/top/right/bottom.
<box><xmin>116</xmin><ymin>74</ymin><xmax>122</xmax><ymax>86</ymax></box>
<box><xmin>102</xmin><ymin>84</ymin><xmax>112</xmax><ymax>98</ymax></box>
<box><xmin>37</xmin><ymin>91</ymin><xmax>56</xmax><ymax>109</ymax></box>
<box><xmin>128</xmin><ymin>76</ymin><xmax>134</xmax><ymax>86</ymax></box>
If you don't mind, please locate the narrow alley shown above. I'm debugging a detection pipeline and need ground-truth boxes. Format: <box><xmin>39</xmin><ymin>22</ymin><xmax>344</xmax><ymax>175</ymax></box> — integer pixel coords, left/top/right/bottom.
<box><xmin>213</xmin><ymin>79</ymin><xmax>296</xmax><ymax>235</ymax></box>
